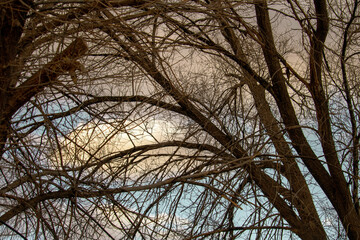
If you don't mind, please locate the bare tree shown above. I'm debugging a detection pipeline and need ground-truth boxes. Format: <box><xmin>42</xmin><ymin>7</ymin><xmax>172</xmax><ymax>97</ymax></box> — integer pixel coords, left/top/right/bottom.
<box><xmin>1</xmin><ymin>0</ymin><xmax>360</xmax><ymax>239</ymax></box>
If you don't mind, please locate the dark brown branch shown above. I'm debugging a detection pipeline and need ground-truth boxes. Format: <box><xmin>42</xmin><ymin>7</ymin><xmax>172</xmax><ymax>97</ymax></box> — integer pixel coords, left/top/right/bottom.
<box><xmin>14</xmin><ymin>95</ymin><xmax>185</xmax><ymax>136</ymax></box>
<box><xmin>254</xmin><ymin>1</ymin><xmax>328</xmax><ymax>238</ymax></box>
<box><xmin>340</xmin><ymin>0</ymin><xmax>360</xmax><ymax>215</ymax></box>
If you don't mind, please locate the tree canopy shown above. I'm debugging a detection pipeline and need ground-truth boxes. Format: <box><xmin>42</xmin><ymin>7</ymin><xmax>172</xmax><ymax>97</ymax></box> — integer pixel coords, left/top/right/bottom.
<box><xmin>1</xmin><ymin>0</ymin><xmax>360</xmax><ymax>239</ymax></box>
